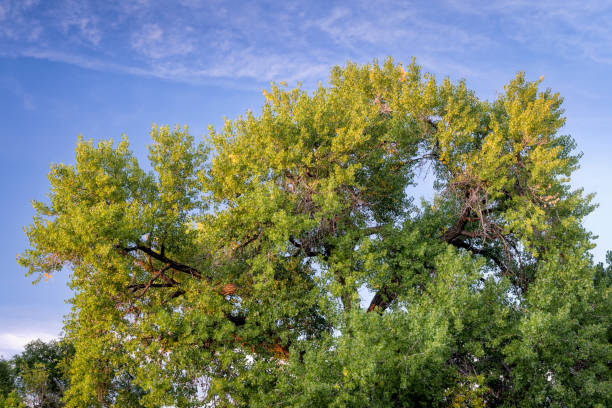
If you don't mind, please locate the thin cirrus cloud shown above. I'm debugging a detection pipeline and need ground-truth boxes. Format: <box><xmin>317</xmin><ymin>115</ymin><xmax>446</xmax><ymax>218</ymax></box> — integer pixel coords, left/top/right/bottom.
<box><xmin>1</xmin><ymin>0</ymin><xmax>612</xmax><ymax>86</ymax></box>
<box><xmin>445</xmin><ymin>0</ymin><xmax>612</xmax><ymax>63</ymax></box>
<box><xmin>131</xmin><ymin>23</ymin><xmax>195</xmax><ymax>59</ymax></box>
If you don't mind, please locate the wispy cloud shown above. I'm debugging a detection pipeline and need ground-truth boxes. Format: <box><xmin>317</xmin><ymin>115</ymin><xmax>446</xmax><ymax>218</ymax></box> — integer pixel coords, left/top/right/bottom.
<box><xmin>1</xmin><ymin>0</ymin><xmax>611</xmax><ymax>87</ymax></box>
<box><xmin>131</xmin><ymin>23</ymin><xmax>195</xmax><ymax>59</ymax></box>
<box><xmin>0</xmin><ymin>0</ymin><xmax>42</xmax><ymax>41</ymax></box>
<box><xmin>53</xmin><ymin>0</ymin><xmax>101</xmax><ymax>46</ymax></box>
<box><xmin>14</xmin><ymin>48</ymin><xmax>151</xmax><ymax>77</ymax></box>
<box><xmin>444</xmin><ymin>0</ymin><xmax>612</xmax><ymax>65</ymax></box>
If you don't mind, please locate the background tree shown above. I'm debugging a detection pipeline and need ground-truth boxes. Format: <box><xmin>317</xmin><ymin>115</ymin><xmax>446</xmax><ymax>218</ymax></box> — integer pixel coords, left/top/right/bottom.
<box><xmin>0</xmin><ymin>359</ymin><xmax>15</xmax><ymax>400</ymax></box>
<box><xmin>0</xmin><ymin>338</ymin><xmax>148</xmax><ymax>408</ymax></box>
<box><xmin>0</xmin><ymin>358</ymin><xmax>22</xmax><ymax>408</ymax></box>
<box><xmin>11</xmin><ymin>340</ymin><xmax>72</xmax><ymax>408</ymax></box>
<box><xmin>19</xmin><ymin>58</ymin><xmax>611</xmax><ymax>407</ymax></box>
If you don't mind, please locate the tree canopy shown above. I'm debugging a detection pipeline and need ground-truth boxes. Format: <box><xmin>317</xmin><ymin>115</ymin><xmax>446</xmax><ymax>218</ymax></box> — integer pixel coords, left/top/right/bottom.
<box><xmin>19</xmin><ymin>58</ymin><xmax>611</xmax><ymax>407</ymax></box>
<box><xmin>0</xmin><ymin>339</ymin><xmax>73</xmax><ymax>408</ymax></box>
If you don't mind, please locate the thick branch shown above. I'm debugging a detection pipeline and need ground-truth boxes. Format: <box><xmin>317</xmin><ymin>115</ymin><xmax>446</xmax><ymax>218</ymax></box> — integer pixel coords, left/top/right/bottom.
<box><xmin>367</xmin><ymin>287</ymin><xmax>398</xmax><ymax>313</ymax></box>
<box><xmin>449</xmin><ymin>239</ymin><xmax>509</xmax><ymax>274</ymax></box>
<box><xmin>288</xmin><ymin>236</ymin><xmax>319</xmax><ymax>257</ymax></box>
<box><xmin>119</xmin><ymin>244</ymin><xmax>238</xmax><ymax>298</ymax></box>
<box><xmin>126</xmin><ymin>245</ymin><xmax>202</xmax><ymax>279</ymax></box>
<box><xmin>441</xmin><ymin>207</ymin><xmax>471</xmax><ymax>243</ymax></box>
<box><xmin>130</xmin><ymin>264</ymin><xmax>173</xmax><ymax>298</ymax></box>
<box><xmin>367</xmin><ymin>209</ymin><xmax>481</xmax><ymax>314</ymax></box>
<box><xmin>128</xmin><ymin>282</ymin><xmax>176</xmax><ymax>291</ymax></box>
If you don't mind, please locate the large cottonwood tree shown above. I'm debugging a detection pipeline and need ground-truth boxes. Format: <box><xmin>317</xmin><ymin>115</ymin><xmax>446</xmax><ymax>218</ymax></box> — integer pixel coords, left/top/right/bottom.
<box><xmin>20</xmin><ymin>59</ymin><xmax>611</xmax><ymax>407</ymax></box>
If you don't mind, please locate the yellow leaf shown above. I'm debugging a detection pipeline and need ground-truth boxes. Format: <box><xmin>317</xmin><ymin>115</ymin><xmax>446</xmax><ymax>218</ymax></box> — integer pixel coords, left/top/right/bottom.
<box><xmin>399</xmin><ymin>66</ymin><xmax>407</xmax><ymax>82</ymax></box>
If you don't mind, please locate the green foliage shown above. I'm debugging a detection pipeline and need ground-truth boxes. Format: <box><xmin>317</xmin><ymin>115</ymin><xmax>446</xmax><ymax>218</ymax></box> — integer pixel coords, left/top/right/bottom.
<box><xmin>0</xmin><ymin>390</ymin><xmax>25</xmax><ymax>408</ymax></box>
<box><xmin>0</xmin><ymin>359</ymin><xmax>14</xmax><ymax>401</ymax></box>
<box><xmin>19</xmin><ymin>58</ymin><xmax>611</xmax><ymax>407</ymax></box>
<box><xmin>12</xmin><ymin>339</ymin><xmax>73</xmax><ymax>408</ymax></box>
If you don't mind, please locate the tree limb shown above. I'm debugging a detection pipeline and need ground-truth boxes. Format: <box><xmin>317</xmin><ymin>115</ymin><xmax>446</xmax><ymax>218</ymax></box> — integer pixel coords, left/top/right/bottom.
<box><xmin>367</xmin><ymin>287</ymin><xmax>398</xmax><ymax>313</ymax></box>
<box><xmin>119</xmin><ymin>244</ymin><xmax>202</xmax><ymax>279</ymax></box>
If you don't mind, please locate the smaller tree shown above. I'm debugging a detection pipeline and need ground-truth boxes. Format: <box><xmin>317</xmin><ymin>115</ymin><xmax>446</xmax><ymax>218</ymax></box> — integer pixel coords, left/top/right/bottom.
<box><xmin>12</xmin><ymin>340</ymin><xmax>73</xmax><ymax>408</ymax></box>
<box><xmin>19</xmin><ymin>363</ymin><xmax>51</xmax><ymax>408</ymax></box>
<box><xmin>0</xmin><ymin>358</ymin><xmax>25</xmax><ymax>408</ymax></box>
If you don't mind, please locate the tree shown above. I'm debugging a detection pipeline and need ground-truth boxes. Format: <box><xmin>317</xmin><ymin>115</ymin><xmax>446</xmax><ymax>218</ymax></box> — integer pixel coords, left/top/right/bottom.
<box><xmin>19</xmin><ymin>58</ymin><xmax>611</xmax><ymax>407</ymax></box>
<box><xmin>11</xmin><ymin>340</ymin><xmax>73</xmax><ymax>408</ymax></box>
<box><xmin>0</xmin><ymin>358</ymin><xmax>20</xmax><ymax>408</ymax></box>
<box><xmin>0</xmin><ymin>359</ymin><xmax>14</xmax><ymax>400</ymax></box>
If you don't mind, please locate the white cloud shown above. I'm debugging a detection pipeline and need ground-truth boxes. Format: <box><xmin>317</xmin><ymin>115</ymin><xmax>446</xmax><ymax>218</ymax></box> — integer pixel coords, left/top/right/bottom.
<box><xmin>0</xmin><ymin>331</ymin><xmax>58</xmax><ymax>359</ymax></box>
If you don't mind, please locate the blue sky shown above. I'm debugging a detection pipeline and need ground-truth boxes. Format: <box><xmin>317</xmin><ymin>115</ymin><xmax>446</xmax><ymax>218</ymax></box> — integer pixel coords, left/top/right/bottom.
<box><xmin>1</xmin><ymin>0</ymin><xmax>612</xmax><ymax>357</ymax></box>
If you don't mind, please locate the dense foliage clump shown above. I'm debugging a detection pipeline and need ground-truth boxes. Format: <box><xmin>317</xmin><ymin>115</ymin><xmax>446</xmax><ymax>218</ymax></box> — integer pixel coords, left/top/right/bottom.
<box><xmin>0</xmin><ymin>339</ymin><xmax>73</xmax><ymax>408</ymax></box>
<box><xmin>20</xmin><ymin>58</ymin><xmax>611</xmax><ymax>407</ymax></box>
